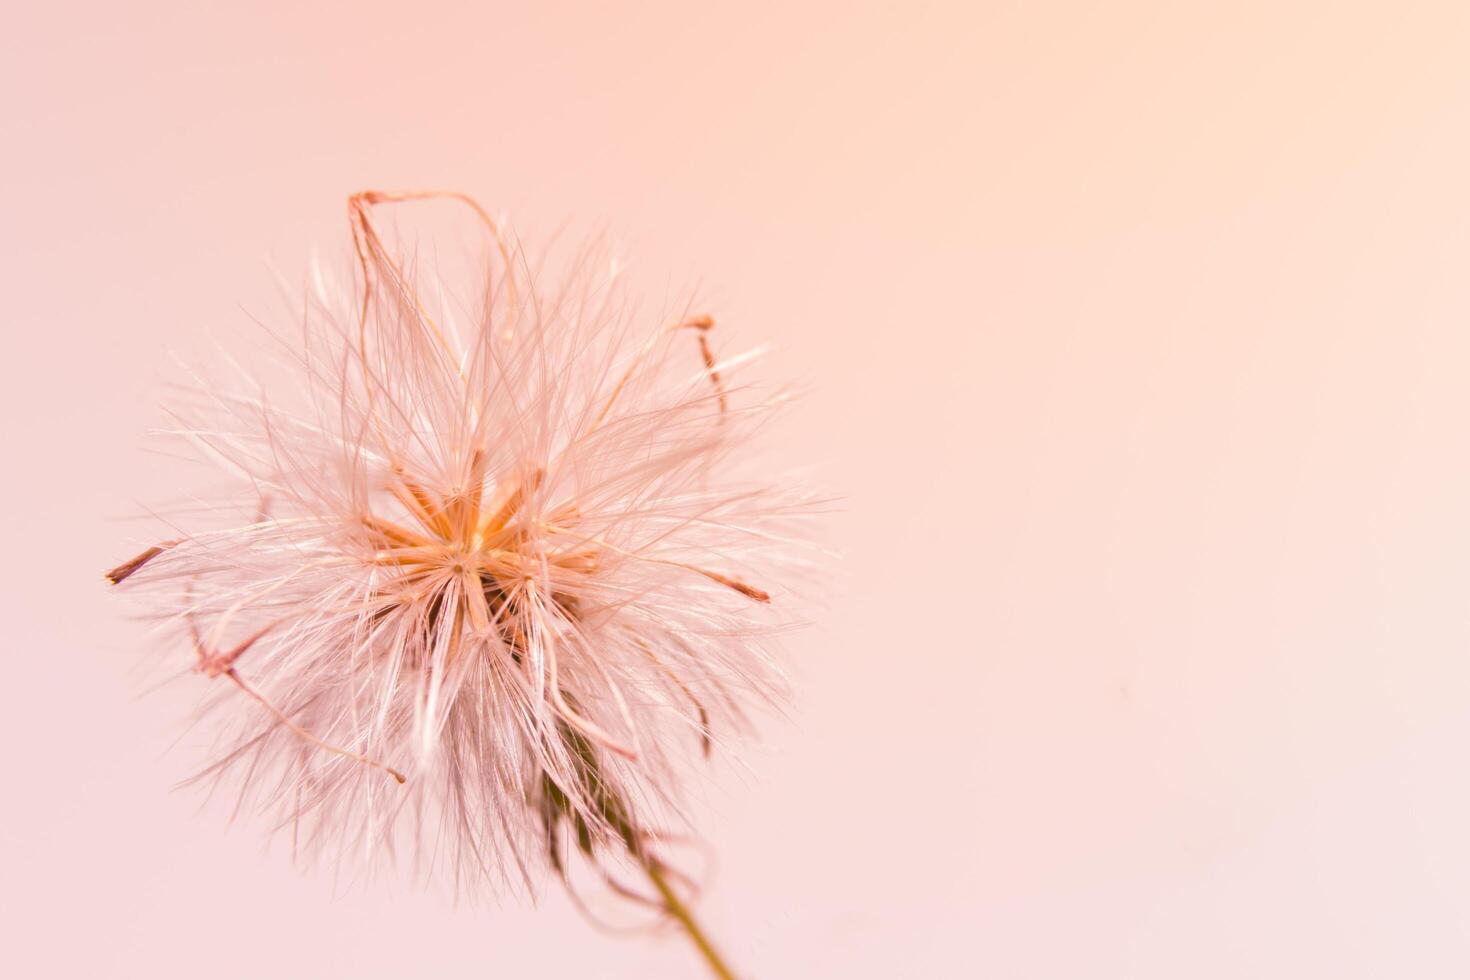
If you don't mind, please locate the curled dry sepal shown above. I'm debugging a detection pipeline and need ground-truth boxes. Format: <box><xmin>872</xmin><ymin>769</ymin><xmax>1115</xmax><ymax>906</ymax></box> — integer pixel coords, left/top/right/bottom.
<box><xmin>105</xmin><ymin>191</ymin><xmax>816</xmax><ymax>978</ymax></box>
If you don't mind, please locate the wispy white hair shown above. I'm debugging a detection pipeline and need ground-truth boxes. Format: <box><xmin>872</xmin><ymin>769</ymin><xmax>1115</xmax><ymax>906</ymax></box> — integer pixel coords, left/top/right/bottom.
<box><xmin>108</xmin><ymin>192</ymin><xmax>812</xmax><ymax>896</ymax></box>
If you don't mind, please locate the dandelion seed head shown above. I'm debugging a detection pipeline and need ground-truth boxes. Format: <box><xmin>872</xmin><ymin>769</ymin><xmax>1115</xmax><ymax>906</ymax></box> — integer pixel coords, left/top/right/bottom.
<box><xmin>108</xmin><ymin>192</ymin><xmax>814</xmax><ymax>895</ymax></box>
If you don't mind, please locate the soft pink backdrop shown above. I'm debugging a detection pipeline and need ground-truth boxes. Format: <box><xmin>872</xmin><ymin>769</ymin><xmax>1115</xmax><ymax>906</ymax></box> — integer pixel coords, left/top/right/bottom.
<box><xmin>8</xmin><ymin>2</ymin><xmax>1470</xmax><ymax>976</ymax></box>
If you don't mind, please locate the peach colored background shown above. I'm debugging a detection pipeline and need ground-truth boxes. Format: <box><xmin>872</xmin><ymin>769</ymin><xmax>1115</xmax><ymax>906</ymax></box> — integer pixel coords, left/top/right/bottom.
<box><xmin>8</xmin><ymin>1</ymin><xmax>1470</xmax><ymax>976</ymax></box>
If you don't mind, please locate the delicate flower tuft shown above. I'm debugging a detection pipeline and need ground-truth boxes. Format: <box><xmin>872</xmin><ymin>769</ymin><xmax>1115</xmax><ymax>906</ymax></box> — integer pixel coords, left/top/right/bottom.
<box><xmin>108</xmin><ymin>191</ymin><xmax>814</xmax><ymax>909</ymax></box>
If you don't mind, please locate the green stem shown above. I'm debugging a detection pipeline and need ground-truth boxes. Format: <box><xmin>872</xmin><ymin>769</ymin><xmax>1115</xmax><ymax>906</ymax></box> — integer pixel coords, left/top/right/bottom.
<box><xmin>642</xmin><ymin>856</ymin><xmax>738</xmax><ymax>980</ymax></box>
<box><xmin>542</xmin><ymin>708</ymin><xmax>739</xmax><ymax>978</ymax></box>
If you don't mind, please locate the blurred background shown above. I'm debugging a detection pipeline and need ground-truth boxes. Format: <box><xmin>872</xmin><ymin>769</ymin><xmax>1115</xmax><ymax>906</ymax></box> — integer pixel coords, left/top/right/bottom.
<box><xmin>8</xmin><ymin>2</ymin><xmax>1470</xmax><ymax>976</ymax></box>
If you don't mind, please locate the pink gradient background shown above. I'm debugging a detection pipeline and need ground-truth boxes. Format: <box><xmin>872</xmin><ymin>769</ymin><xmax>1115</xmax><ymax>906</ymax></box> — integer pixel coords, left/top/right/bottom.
<box><xmin>8</xmin><ymin>1</ymin><xmax>1470</xmax><ymax>976</ymax></box>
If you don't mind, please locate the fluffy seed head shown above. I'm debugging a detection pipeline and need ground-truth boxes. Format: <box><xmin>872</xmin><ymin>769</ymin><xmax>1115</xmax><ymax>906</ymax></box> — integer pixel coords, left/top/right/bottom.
<box><xmin>107</xmin><ymin>191</ymin><xmax>812</xmax><ymax>894</ymax></box>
